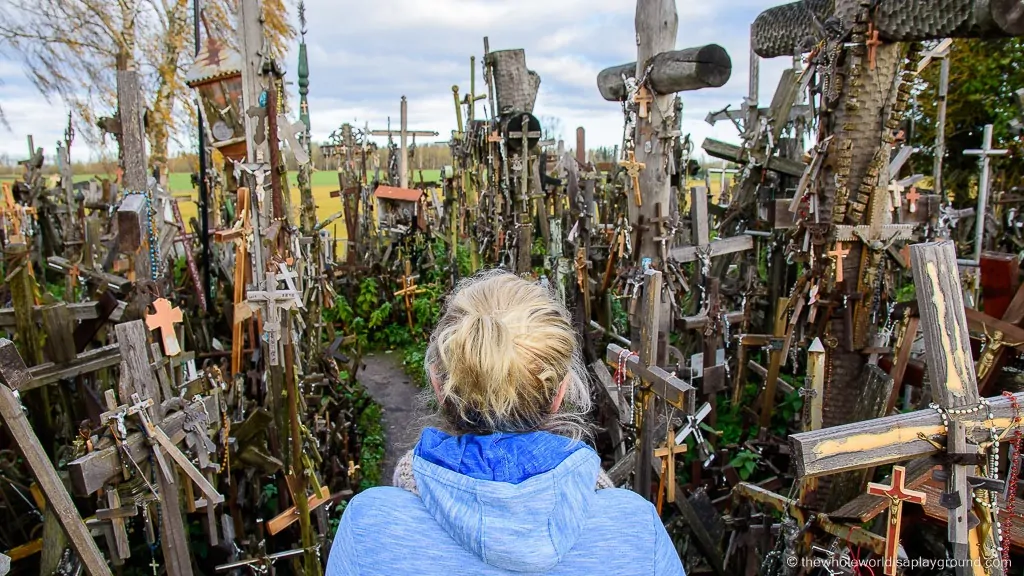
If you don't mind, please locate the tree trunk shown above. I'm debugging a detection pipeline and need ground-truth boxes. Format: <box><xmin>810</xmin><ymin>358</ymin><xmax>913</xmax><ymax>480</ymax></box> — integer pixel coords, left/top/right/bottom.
<box><xmin>488</xmin><ymin>49</ymin><xmax>541</xmax><ymax>114</ymax></box>
<box><xmin>820</xmin><ymin>3</ymin><xmax>903</xmax><ymax>430</ymax></box>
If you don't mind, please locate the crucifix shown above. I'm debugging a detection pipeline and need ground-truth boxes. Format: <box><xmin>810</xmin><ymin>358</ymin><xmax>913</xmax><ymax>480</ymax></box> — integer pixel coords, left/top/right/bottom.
<box><xmin>866</xmin><ymin>465</ymin><xmax>927</xmax><ymax>576</ymax></box>
<box><xmin>790</xmin><ymin>242</ymin><xmax>1019</xmax><ymax>576</ymax></box>
<box><xmin>368</xmin><ymin>96</ymin><xmax>440</xmax><ymax>189</ymax></box>
<box><xmin>146</xmin><ymin>298</ymin><xmax>184</xmax><ymax>357</ymax></box>
<box><xmin>964</xmin><ymin>125</ymin><xmax>1009</xmax><ymax>264</ymax></box>
<box><xmin>633</xmin><ymin>85</ymin><xmax>653</xmax><ymax>119</ymax></box>
<box><xmin>620</xmin><ymin>151</ymin><xmax>645</xmax><ymax>207</ymax></box>
<box><xmin>246</xmin><ymin>271</ymin><xmax>302</xmax><ymax>366</ymax></box>
<box><xmin>963</xmin><ymin>281</ymin><xmax>1024</xmax><ymax>395</ymax></box>
<box><xmin>672</xmin><ymin>187</ymin><xmax>753</xmax><ymax>296</ymax></box>
<box><xmin>507</xmin><ymin>114</ymin><xmax>542</xmax><ymax>274</ymax></box>
<box><xmin>906</xmin><ymin>187</ymin><xmax>921</xmax><ymax>214</ymax></box>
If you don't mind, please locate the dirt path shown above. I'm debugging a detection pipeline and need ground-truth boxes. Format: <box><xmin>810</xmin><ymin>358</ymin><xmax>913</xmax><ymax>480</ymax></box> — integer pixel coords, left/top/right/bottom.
<box><xmin>357</xmin><ymin>351</ymin><xmax>424</xmax><ymax>484</ymax></box>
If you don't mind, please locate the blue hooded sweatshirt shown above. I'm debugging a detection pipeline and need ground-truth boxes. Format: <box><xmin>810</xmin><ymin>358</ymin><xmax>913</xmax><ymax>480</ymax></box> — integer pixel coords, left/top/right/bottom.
<box><xmin>326</xmin><ymin>428</ymin><xmax>686</xmax><ymax>575</ymax></box>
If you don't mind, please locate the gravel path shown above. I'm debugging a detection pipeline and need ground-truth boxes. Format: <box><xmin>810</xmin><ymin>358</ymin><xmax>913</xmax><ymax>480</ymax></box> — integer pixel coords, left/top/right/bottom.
<box><xmin>357</xmin><ymin>351</ymin><xmax>425</xmax><ymax>483</ymax></box>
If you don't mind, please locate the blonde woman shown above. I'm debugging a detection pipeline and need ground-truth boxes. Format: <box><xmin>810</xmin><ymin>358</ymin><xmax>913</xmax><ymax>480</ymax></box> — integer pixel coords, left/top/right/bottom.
<box><xmin>327</xmin><ymin>270</ymin><xmax>685</xmax><ymax>575</ymax></box>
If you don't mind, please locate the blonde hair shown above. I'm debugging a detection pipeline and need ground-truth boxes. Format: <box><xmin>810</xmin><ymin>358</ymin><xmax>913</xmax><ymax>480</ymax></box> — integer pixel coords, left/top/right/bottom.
<box><xmin>424</xmin><ymin>269</ymin><xmax>593</xmax><ymax>440</ymax></box>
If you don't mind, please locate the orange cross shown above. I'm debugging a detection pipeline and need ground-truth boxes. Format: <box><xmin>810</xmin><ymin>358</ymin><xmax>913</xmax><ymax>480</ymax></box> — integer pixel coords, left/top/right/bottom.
<box><xmin>866</xmin><ymin>24</ymin><xmax>883</xmax><ymax>70</ymax></box>
<box><xmin>829</xmin><ymin>243</ymin><xmax>850</xmax><ymax>282</ymax></box>
<box><xmin>905</xmin><ymin>187</ymin><xmax>921</xmax><ymax>213</ymax></box>
<box><xmin>146</xmin><ymin>298</ymin><xmax>184</xmax><ymax>357</ymax></box>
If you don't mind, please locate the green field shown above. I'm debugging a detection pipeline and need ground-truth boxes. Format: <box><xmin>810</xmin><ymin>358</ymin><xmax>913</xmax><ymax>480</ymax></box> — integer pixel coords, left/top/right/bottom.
<box><xmin>1</xmin><ymin>169</ymin><xmax>444</xmax><ymax>224</ymax></box>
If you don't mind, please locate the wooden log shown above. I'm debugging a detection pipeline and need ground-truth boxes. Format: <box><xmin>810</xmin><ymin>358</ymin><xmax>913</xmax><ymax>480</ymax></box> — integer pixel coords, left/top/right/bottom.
<box><xmin>752</xmin><ymin>0</ymin><xmax>1024</xmax><ymax>59</ymax></box>
<box><xmin>0</xmin><ymin>340</ymin><xmax>111</xmax><ymax>576</ymax></box>
<box><xmin>596</xmin><ymin>44</ymin><xmax>732</xmax><ymax>101</ymax></box>
<box><xmin>116</xmin><ymin>68</ymin><xmax>147</xmax><ymax>191</ymax></box>
<box><xmin>488</xmin><ymin>49</ymin><xmax>541</xmax><ymax>114</ymax></box>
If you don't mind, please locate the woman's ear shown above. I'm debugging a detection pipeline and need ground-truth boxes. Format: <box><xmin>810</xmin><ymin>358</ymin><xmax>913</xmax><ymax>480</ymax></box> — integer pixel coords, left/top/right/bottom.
<box><xmin>429</xmin><ymin>366</ymin><xmax>444</xmax><ymax>403</ymax></box>
<box><xmin>550</xmin><ymin>374</ymin><xmax>570</xmax><ymax>413</ymax></box>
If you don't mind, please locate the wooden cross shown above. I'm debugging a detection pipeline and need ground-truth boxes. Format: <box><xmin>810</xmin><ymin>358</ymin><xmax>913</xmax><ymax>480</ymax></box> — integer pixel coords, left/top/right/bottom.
<box><xmin>605</xmin><ymin>270</ymin><xmax>694</xmax><ymax>498</ymax></box>
<box><xmin>790</xmin><ymin>242</ymin><xmax>1018</xmax><ymax>576</ymax></box>
<box><xmin>633</xmin><ymin>85</ymin><xmax>654</xmax><ymax>119</ymax></box>
<box><xmin>866</xmin><ymin>465</ymin><xmax>927</xmax><ymax>576</ymax></box>
<box><xmin>906</xmin><ymin>187</ymin><xmax>921</xmax><ymax>214</ymax></box>
<box><xmin>368</xmin><ymin>96</ymin><xmax>440</xmax><ymax>188</ymax></box>
<box><xmin>866</xmin><ymin>23</ymin><xmax>883</xmax><ymax>70</ymax></box>
<box><xmin>621</xmin><ymin>151</ymin><xmax>645</xmax><ymax>207</ymax></box>
<box><xmin>654</xmin><ymin>425</ymin><xmax>687</xmax><ymax>503</ymax></box>
<box><xmin>394</xmin><ymin>260</ymin><xmax>427</xmax><ymax>331</ymax></box>
<box><xmin>213</xmin><ymin>188</ymin><xmax>254</xmax><ymax>376</ymax></box>
<box><xmin>0</xmin><ymin>339</ymin><xmax>111</xmax><ymax>576</ymax></box>
<box><xmin>246</xmin><ymin>272</ymin><xmax>302</xmax><ymax>367</ymax></box>
<box><xmin>671</xmin><ymin>187</ymin><xmax>754</xmax><ymax>265</ymax></box>
<box><xmin>146</xmin><ymin>298</ymin><xmax>184</xmax><ymax>357</ymax></box>
<box><xmin>828</xmin><ymin>242</ymin><xmax>850</xmax><ymax>283</ymax></box>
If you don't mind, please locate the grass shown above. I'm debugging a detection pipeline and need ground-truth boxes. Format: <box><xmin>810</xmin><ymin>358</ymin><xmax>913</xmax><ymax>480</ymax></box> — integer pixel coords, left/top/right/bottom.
<box><xmin>1</xmin><ymin>169</ymin><xmax>443</xmax><ymax>228</ymax></box>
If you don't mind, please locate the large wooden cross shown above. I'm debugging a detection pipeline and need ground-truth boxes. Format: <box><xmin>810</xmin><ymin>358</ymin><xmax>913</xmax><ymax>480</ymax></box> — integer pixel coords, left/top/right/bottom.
<box><xmin>368</xmin><ymin>96</ymin><xmax>439</xmax><ymax>189</ymax></box>
<box><xmin>670</xmin><ymin>186</ymin><xmax>754</xmax><ymax>266</ymax></box>
<box><xmin>789</xmin><ymin>242</ymin><xmax>1021</xmax><ymax>576</ymax></box>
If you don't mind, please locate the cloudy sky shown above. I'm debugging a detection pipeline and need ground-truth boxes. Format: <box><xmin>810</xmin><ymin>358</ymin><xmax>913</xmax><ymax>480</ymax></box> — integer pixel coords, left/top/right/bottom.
<box><xmin>0</xmin><ymin>0</ymin><xmax>793</xmax><ymax>164</ymax></box>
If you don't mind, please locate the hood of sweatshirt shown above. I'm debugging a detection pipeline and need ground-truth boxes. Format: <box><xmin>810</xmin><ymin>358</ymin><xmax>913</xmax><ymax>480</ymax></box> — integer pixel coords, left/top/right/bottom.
<box><xmin>412</xmin><ymin>428</ymin><xmax>599</xmax><ymax>573</ymax></box>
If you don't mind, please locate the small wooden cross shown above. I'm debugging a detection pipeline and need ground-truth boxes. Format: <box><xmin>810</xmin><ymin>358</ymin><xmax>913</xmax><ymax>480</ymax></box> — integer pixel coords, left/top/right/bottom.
<box><xmin>487</xmin><ymin>130</ymin><xmax>503</xmax><ymax>143</ymax></box>
<box><xmin>394</xmin><ymin>260</ymin><xmax>427</xmax><ymax>331</ymax></box>
<box><xmin>621</xmin><ymin>151</ymin><xmax>645</xmax><ymax>207</ymax></box>
<box><xmin>145</xmin><ymin>298</ymin><xmax>184</xmax><ymax>357</ymax></box>
<box><xmin>654</xmin><ymin>426</ymin><xmax>687</xmax><ymax>503</ymax></box>
<box><xmin>828</xmin><ymin>243</ymin><xmax>850</xmax><ymax>283</ymax></box>
<box><xmin>866</xmin><ymin>24</ymin><xmax>883</xmax><ymax>70</ymax></box>
<box><xmin>866</xmin><ymin>465</ymin><xmax>927</xmax><ymax>576</ymax></box>
<box><xmin>906</xmin><ymin>187</ymin><xmax>921</xmax><ymax>213</ymax></box>
<box><xmin>633</xmin><ymin>85</ymin><xmax>654</xmax><ymax>119</ymax></box>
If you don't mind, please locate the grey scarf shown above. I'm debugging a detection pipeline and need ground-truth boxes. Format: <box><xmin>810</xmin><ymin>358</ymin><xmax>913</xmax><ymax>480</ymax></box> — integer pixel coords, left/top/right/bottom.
<box><xmin>391</xmin><ymin>450</ymin><xmax>616</xmax><ymax>495</ymax></box>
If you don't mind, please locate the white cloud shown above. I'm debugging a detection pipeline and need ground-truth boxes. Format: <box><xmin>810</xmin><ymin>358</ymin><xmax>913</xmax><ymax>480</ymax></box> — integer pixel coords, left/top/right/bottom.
<box><xmin>0</xmin><ymin>0</ymin><xmax>792</xmax><ymax>161</ymax></box>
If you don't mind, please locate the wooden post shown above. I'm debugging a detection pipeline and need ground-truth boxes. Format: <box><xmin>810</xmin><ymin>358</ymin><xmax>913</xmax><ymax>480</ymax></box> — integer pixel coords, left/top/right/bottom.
<box><xmin>0</xmin><ymin>340</ymin><xmax>111</xmax><ymax>576</ymax></box>
<box><xmin>759</xmin><ymin>298</ymin><xmax>788</xmax><ymax>430</ymax></box>
<box><xmin>633</xmin><ymin>268</ymin><xmax>663</xmax><ymax>500</ymax></box>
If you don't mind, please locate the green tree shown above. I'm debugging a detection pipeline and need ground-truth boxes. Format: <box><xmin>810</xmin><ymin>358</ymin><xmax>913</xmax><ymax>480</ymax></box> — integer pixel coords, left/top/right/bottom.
<box><xmin>910</xmin><ymin>38</ymin><xmax>1024</xmax><ymax>204</ymax></box>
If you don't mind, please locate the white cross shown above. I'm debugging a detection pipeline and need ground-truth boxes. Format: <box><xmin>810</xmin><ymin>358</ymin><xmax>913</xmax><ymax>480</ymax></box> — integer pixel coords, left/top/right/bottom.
<box><xmin>247</xmin><ymin>272</ymin><xmax>302</xmax><ymax>366</ymax></box>
<box><xmin>964</xmin><ymin>124</ymin><xmax>1009</xmax><ymax>262</ymax></box>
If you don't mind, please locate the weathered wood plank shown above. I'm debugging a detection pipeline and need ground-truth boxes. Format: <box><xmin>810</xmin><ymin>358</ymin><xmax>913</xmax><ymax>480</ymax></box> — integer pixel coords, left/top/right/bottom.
<box><xmin>671</xmin><ymin>235</ymin><xmax>753</xmax><ymax>263</ymax></box>
<box><xmin>606</xmin><ymin>344</ymin><xmax>691</xmax><ymax>409</ymax></box>
<box><xmin>0</xmin><ymin>340</ymin><xmax>111</xmax><ymax>576</ymax></box>
<box><xmin>0</xmin><ymin>301</ymin><xmax>104</xmax><ymax>328</ymax></box>
<box><xmin>789</xmin><ymin>392</ymin><xmax>1024</xmax><ymax>477</ymax></box>
<box><xmin>702</xmin><ymin>138</ymin><xmax>806</xmax><ymax>177</ymax></box>
<box><xmin>48</xmin><ymin>257</ymin><xmax>132</xmax><ymax>294</ymax></box>
<box><xmin>23</xmin><ymin>344</ymin><xmax>122</xmax><ymax>391</ymax></box>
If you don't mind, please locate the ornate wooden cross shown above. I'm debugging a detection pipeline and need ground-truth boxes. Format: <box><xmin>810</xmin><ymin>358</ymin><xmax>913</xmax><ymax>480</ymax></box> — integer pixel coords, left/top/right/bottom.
<box><xmin>621</xmin><ymin>151</ymin><xmax>645</xmax><ymax>207</ymax></box>
<box><xmin>866</xmin><ymin>465</ymin><xmax>927</xmax><ymax>576</ymax></box>
<box><xmin>828</xmin><ymin>243</ymin><xmax>850</xmax><ymax>283</ymax></box>
<box><xmin>146</xmin><ymin>298</ymin><xmax>184</xmax><ymax>357</ymax></box>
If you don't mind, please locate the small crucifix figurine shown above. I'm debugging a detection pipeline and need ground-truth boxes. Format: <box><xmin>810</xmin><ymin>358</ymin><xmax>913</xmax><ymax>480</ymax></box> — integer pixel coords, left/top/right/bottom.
<box><xmin>633</xmin><ymin>85</ymin><xmax>654</xmax><ymax>119</ymax></box>
<box><xmin>654</xmin><ymin>425</ymin><xmax>687</xmax><ymax>504</ymax></box>
<box><xmin>866</xmin><ymin>465</ymin><xmax>927</xmax><ymax>576</ymax></box>
<box><xmin>828</xmin><ymin>243</ymin><xmax>850</xmax><ymax>283</ymax></box>
<box><xmin>621</xmin><ymin>151</ymin><xmax>645</xmax><ymax>207</ymax></box>
<box><xmin>146</xmin><ymin>298</ymin><xmax>184</xmax><ymax>357</ymax></box>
